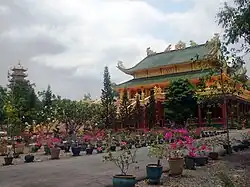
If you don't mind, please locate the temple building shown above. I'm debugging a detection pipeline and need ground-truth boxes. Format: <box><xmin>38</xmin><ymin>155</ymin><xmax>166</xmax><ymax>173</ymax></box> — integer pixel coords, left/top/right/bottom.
<box><xmin>114</xmin><ymin>40</ymin><xmax>250</xmax><ymax>129</ymax></box>
<box><xmin>8</xmin><ymin>61</ymin><xmax>28</xmax><ymax>83</ymax></box>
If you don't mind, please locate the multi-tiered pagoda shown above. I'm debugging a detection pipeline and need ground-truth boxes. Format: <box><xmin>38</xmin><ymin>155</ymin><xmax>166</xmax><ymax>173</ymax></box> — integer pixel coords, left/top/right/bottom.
<box><xmin>8</xmin><ymin>61</ymin><xmax>28</xmax><ymax>83</ymax></box>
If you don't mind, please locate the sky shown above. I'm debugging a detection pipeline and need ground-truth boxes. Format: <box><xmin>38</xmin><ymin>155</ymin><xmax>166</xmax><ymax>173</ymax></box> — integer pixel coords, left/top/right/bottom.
<box><xmin>0</xmin><ymin>0</ymin><xmax>247</xmax><ymax>100</ymax></box>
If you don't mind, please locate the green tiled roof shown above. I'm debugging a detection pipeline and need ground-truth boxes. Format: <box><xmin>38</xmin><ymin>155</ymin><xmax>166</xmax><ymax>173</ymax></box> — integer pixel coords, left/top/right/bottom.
<box><xmin>118</xmin><ymin>44</ymin><xmax>210</xmax><ymax>74</ymax></box>
<box><xmin>115</xmin><ymin>70</ymin><xmax>211</xmax><ymax>89</ymax></box>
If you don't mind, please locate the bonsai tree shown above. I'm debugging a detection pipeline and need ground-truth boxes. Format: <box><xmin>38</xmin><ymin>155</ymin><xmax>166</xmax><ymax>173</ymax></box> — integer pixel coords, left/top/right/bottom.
<box><xmin>148</xmin><ymin>143</ymin><xmax>166</xmax><ymax>166</ymax></box>
<box><xmin>103</xmin><ymin>131</ymin><xmax>138</xmax><ymax>176</ymax></box>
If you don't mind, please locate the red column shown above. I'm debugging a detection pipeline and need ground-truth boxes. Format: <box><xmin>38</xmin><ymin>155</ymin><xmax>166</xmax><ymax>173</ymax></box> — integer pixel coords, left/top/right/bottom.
<box><xmin>198</xmin><ymin>104</ymin><xmax>202</xmax><ymax>127</ymax></box>
<box><xmin>222</xmin><ymin>103</ymin><xmax>226</xmax><ymax>129</ymax></box>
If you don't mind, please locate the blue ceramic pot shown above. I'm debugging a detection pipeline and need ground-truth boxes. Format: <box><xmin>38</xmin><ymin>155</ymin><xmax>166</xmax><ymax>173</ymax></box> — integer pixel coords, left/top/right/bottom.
<box><xmin>194</xmin><ymin>156</ymin><xmax>208</xmax><ymax>166</ymax></box>
<box><xmin>71</xmin><ymin>147</ymin><xmax>81</xmax><ymax>156</ymax></box>
<box><xmin>112</xmin><ymin>175</ymin><xmax>136</xmax><ymax>187</ymax></box>
<box><xmin>146</xmin><ymin>164</ymin><xmax>163</xmax><ymax>184</ymax></box>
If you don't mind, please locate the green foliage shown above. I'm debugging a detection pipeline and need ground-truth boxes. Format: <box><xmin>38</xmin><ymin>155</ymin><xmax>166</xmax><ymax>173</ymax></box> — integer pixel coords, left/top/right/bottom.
<box><xmin>147</xmin><ymin>90</ymin><xmax>156</xmax><ymax>129</ymax></box>
<box><xmin>100</xmin><ymin>66</ymin><xmax>117</xmax><ymax>129</ymax></box>
<box><xmin>196</xmin><ymin>34</ymin><xmax>247</xmax><ymax>103</ymax></box>
<box><xmin>217</xmin><ymin>0</ymin><xmax>250</xmax><ymax>52</ymax></box>
<box><xmin>164</xmin><ymin>79</ymin><xmax>197</xmax><ymax>125</ymax></box>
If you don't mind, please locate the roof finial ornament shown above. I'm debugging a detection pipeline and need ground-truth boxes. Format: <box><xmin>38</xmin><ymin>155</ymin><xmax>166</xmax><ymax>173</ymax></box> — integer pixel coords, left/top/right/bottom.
<box><xmin>146</xmin><ymin>47</ymin><xmax>156</xmax><ymax>56</ymax></box>
<box><xmin>175</xmin><ymin>41</ymin><xmax>186</xmax><ymax>50</ymax></box>
<box><xmin>164</xmin><ymin>44</ymin><xmax>172</xmax><ymax>52</ymax></box>
<box><xmin>117</xmin><ymin>60</ymin><xmax>125</xmax><ymax>69</ymax></box>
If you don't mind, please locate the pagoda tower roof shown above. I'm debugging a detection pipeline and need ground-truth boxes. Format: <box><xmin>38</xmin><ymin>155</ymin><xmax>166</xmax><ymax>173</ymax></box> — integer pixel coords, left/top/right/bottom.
<box><xmin>11</xmin><ymin>62</ymin><xmax>28</xmax><ymax>71</ymax></box>
<box><xmin>117</xmin><ymin>43</ymin><xmax>212</xmax><ymax>75</ymax></box>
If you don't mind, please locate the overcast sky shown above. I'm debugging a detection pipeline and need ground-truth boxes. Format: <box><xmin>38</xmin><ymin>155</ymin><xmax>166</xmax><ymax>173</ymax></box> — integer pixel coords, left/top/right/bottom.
<box><xmin>0</xmin><ymin>0</ymin><xmax>248</xmax><ymax>100</ymax></box>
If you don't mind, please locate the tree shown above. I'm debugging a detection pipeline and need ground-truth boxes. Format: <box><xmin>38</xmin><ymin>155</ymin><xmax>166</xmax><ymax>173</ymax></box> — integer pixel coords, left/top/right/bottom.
<box><xmin>100</xmin><ymin>66</ymin><xmax>117</xmax><ymax>129</ymax></box>
<box><xmin>164</xmin><ymin>79</ymin><xmax>197</xmax><ymax>126</ymax></box>
<box><xmin>119</xmin><ymin>89</ymin><xmax>133</xmax><ymax>129</ymax></box>
<box><xmin>147</xmin><ymin>90</ymin><xmax>156</xmax><ymax>129</ymax></box>
<box><xmin>7</xmin><ymin>79</ymin><xmax>39</xmax><ymax>132</ymax></box>
<box><xmin>57</xmin><ymin>99</ymin><xmax>93</xmax><ymax>134</ymax></box>
<box><xmin>133</xmin><ymin>94</ymin><xmax>143</xmax><ymax>129</ymax></box>
<box><xmin>217</xmin><ymin>0</ymin><xmax>250</xmax><ymax>52</ymax></box>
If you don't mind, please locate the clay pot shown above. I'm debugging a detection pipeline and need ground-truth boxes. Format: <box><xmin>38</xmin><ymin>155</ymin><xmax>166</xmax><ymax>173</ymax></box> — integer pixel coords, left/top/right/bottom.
<box><xmin>168</xmin><ymin>158</ymin><xmax>184</xmax><ymax>176</ymax></box>
<box><xmin>50</xmin><ymin>147</ymin><xmax>60</xmax><ymax>159</ymax></box>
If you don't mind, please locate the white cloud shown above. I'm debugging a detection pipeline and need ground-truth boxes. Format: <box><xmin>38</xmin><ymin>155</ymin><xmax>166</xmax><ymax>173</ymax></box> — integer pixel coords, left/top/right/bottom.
<box><xmin>2</xmin><ymin>0</ymin><xmax>239</xmax><ymax>98</ymax></box>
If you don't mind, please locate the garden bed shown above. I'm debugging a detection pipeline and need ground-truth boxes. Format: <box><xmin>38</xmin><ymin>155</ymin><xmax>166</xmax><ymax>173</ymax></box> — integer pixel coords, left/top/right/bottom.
<box><xmin>137</xmin><ymin>149</ymin><xmax>250</xmax><ymax>187</ymax></box>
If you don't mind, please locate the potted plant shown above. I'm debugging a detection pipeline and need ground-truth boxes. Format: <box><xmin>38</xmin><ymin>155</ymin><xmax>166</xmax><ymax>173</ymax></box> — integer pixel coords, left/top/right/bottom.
<box><xmin>97</xmin><ymin>146</ymin><xmax>103</xmax><ymax>154</ymax></box>
<box><xmin>165</xmin><ymin>129</ymin><xmax>190</xmax><ymax>176</ymax></box>
<box><xmin>218</xmin><ymin>135</ymin><xmax>232</xmax><ymax>154</ymax></box>
<box><xmin>86</xmin><ymin>144</ymin><xmax>94</xmax><ymax>155</ymax></box>
<box><xmin>192</xmin><ymin>142</ymin><xmax>209</xmax><ymax>166</ymax></box>
<box><xmin>49</xmin><ymin>138</ymin><xmax>61</xmax><ymax>160</ymax></box>
<box><xmin>103</xmin><ymin>132</ymin><xmax>137</xmax><ymax>187</ymax></box>
<box><xmin>71</xmin><ymin>141</ymin><xmax>81</xmax><ymax>156</ymax></box>
<box><xmin>206</xmin><ymin>137</ymin><xmax>219</xmax><ymax>160</ymax></box>
<box><xmin>147</xmin><ymin>143</ymin><xmax>165</xmax><ymax>184</ymax></box>
<box><xmin>4</xmin><ymin>150</ymin><xmax>14</xmax><ymax>166</ymax></box>
<box><xmin>24</xmin><ymin>152</ymin><xmax>35</xmax><ymax>163</ymax></box>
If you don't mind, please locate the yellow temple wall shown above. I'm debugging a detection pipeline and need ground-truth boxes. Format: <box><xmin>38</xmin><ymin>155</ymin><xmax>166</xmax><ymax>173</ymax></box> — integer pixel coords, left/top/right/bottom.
<box><xmin>134</xmin><ymin>60</ymin><xmax>213</xmax><ymax>79</ymax></box>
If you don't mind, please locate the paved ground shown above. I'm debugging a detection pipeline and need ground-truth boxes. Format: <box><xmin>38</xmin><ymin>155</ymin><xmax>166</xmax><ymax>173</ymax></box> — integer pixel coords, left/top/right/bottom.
<box><xmin>0</xmin><ymin>147</ymin><xmax>165</xmax><ymax>187</ymax></box>
<box><xmin>0</xmin><ymin>129</ymin><xmax>247</xmax><ymax>187</ymax></box>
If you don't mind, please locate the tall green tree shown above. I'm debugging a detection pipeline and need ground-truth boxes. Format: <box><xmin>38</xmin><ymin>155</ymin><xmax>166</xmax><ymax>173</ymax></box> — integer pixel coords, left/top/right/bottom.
<box><xmin>100</xmin><ymin>66</ymin><xmax>116</xmax><ymax>129</ymax></box>
<box><xmin>7</xmin><ymin>80</ymin><xmax>39</xmax><ymax>132</ymax></box>
<box><xmin>217</xmin><ymin>0</ymin><xmax>250</xmax><ymax>52</ymax></box>
<box><xmin>147</xmin><ymin>90</ymin><xmax>156</xmax><ymax>129</ymax></box>
<box><xmin>164</xmin><ymin>79</ymin><xmax>197</xmax><ymax>126</ymax></box>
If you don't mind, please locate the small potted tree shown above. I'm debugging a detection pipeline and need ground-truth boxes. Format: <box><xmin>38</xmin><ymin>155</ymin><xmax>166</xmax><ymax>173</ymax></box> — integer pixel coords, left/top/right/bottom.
<box><xmin>103</xmin><ymin>132</ymin><xmax>137</xmax><ymax>187</ymax></box>
<box><xmin>24</xmin><ymin>149</ymin><xmax>35</xmax><ymax>163</ymax></box>
<box><xmin>147</xmin><ymin>143</ymin><xmax>165</xmax><ymax>184</ymax></box>
<box><xmin>50</xmin><ymin>138</ymin><xmax>61</xmax><ymax>160</ymax></box>
<box><xmin>206</xmin><ymin>137</ymin><xmax>219</xmax><ymax>160</ymax></box>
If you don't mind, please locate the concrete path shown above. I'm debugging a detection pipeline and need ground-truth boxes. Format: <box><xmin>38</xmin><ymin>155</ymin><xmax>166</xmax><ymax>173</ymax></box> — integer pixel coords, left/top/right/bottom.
<box><xmin>0</xmin><ymin>129</ymin><xmax>247</xmax><ymax>187</ymax></box>
<box><xmin>0</xmin><ymin>147</ymin><xmax>165</xmax><ymax>187</ymax></box>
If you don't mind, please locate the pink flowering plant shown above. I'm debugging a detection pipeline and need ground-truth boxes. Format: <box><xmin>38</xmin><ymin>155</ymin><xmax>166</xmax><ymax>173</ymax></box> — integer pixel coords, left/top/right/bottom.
<box><xmin>164</xmin><ymin>129</ymin><xmax>193</xmax><ymax>160</ymax></box>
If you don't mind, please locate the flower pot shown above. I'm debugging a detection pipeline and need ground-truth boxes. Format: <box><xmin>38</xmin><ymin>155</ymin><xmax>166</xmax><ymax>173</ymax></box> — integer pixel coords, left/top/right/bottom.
<box><xmin>194</xmin><ymin>156</ymin><xmax>208</xmax><ymax>166</ymax></box>
<box><xmin>232</xmin><ymin>145</ymin><xmax>239</xmax><ymax>152</ymax></box>
<box><xmin>15</xmin><ymin>144</ymin><xmax>25</xmax><ymax>154</ymax></box>
<box><xmin>242</xmin><ymin>140</ymin><xmax>250</xmax><ymax>146</ymax></box>
<box><xmin>64</xmin><ymin>145</ymin><xmax>70</xmax><ymax>153</ymax></box>
<box><xmin>168</xmin><ymin>158</ymin><xmax>184</xmax><ymax>176</ymax></box>
<box><xmin>24</xmin><ymin>155</ymin><xmax>35</xmax><ymax>163</ymax></box>
<box><xmin>110</xmin><ymin>146</ymin><xmax>116</xmax><ymax>152</ymax></box>
<box><xmin>4</xmin><ymin>157</ymin><xmax>13</xmax><ymax>165</ymax></box>
<box><xmin>86</xmin><ymin>148</ymin><xmax>94</xmax><ymax>155</ymax></box>
<box><xmin>146</xmin><ymin>164</ymin><xmax>163</xmax><ymax>184</ymax></box>
<box><xmin>71</xmin><ymin>147</ymin><xmax>81</xmax><ymax>156</ymax></box>
<box><xmin>112</xmin><ymin>175</ymin><xmax>136</xmax><ymax>187</ymax></box>
<box><xmin>50</xmin><ymin>148</ymin><xmax>60</xmax><ymax>159</ymax></box>
<box><xmin>13</xmin><ymin>152</ymin><xmax>20</xmax><ymax>158</ymax></box>
<box><xmin>0</xmin><ymin>146</ymin><xmax>7</xmax><ymax>156</ymax></box>
<box><xmin>208</xmin><ymin>152</ymin><xmax>219</xmax><ymax>160</ymax></box>
<box><xmin>184</xmin><ymin>156</ymin><xmax>195</xmax><ymax>170</ymax></box>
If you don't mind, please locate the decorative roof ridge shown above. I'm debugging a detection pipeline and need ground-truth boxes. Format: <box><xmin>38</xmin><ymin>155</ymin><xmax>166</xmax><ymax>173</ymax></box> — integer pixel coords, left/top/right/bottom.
<box><xmin>147</xmin><ymin>43</ymin><xmax>206</xmax><ymax>57</ymax></box>
<box><xmin>117</xmin><ymin>43</ymin><xmax>207</xmax><ymax>74</ymax></box>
